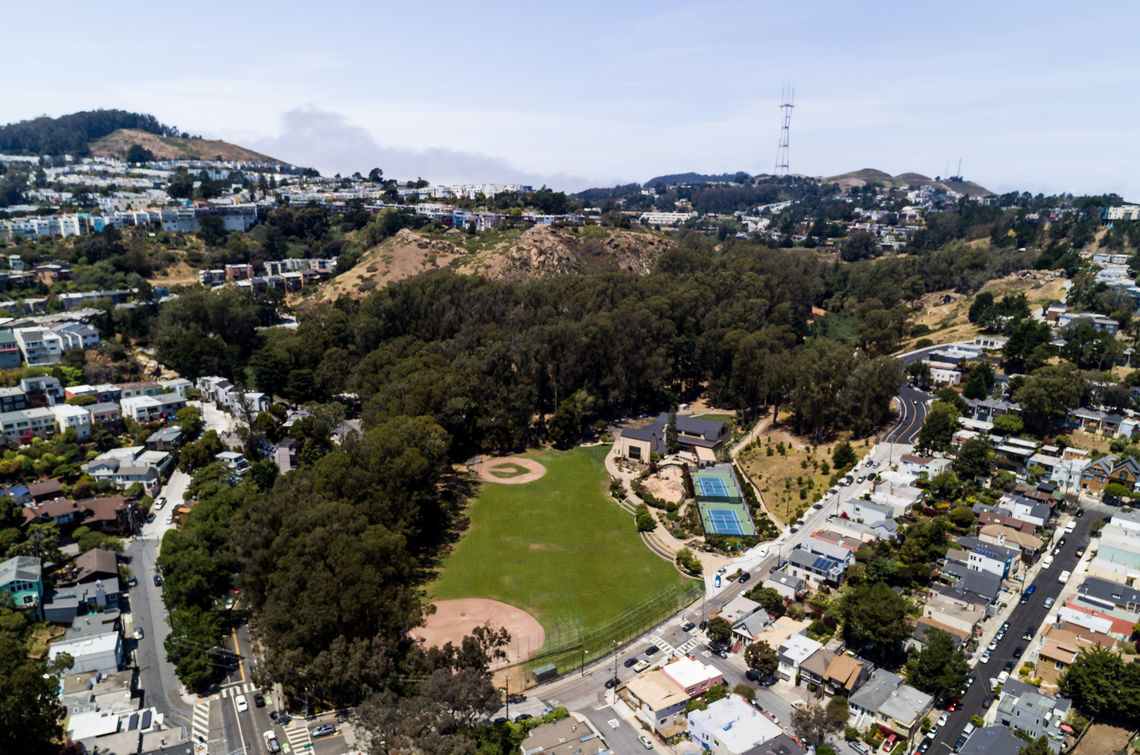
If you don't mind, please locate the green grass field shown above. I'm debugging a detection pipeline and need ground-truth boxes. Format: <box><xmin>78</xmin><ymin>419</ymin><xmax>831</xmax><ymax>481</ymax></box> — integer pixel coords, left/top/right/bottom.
<box><xmin>431</xmin><ymin>445</ymin><xmax>687</xmax><ymax>638</ymax></box>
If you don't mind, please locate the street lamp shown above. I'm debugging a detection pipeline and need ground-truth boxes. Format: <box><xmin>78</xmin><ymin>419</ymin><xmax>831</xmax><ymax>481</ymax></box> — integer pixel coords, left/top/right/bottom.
<box><xmin>610</xmin><ymin>640</ymin><xmax>619</xmax><ymax>690</ymax></box>
<box><xmin>580</xmin><ymin>647</ymin><xmax>589</xmax><ymax>677</ymax></box>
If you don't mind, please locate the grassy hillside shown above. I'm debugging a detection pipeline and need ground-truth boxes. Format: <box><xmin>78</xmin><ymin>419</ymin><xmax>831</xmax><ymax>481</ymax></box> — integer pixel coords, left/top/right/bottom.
<box><xmin>826</xmin><ymin>168</ymin><xmax>992</xmax><ymax>197</ymax></box>
<box><xmin>90</xmin><ymin>128</ymin><xmax>282</xmax><ymax>163</ymax></box>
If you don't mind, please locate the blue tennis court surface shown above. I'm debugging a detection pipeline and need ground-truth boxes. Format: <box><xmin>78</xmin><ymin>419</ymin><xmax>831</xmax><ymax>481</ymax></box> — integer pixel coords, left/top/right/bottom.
<box><xmin>697</xmin><ymin>476</ymin><xmax>729</xmax><ymax>498</ymax></box>
<box><xmin>707</xmin><ymin>508</ymin><xmax>745</xmax><ymax>535</ymax></box>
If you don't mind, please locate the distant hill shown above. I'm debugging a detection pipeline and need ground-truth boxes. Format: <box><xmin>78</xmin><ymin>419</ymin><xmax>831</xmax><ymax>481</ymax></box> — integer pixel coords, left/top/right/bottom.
<box><xmin>0</xmin><ymin>109</ymin><xmax>179</xmax><ymax>156</ymax></box>
<box><xmin>826</xmin><ymin>168</ymin><xmax>992</xmax><ymax>197</ymax></box>
<box><xmin>90</xmin><ymin>129</ymin><xmax>282</xmax><ymax>164</ymax></box>
<box><xmin>643</xmin><ymin>171</ymin><xmax>755</xmax><ymax>188</ymax></box>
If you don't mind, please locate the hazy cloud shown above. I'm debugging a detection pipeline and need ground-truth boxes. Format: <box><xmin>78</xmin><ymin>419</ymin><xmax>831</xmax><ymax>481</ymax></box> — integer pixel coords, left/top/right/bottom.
<box><xmin>252</xmin><ymin>107</ymin><xmax>612</xmax><ymax>191</ymax></box>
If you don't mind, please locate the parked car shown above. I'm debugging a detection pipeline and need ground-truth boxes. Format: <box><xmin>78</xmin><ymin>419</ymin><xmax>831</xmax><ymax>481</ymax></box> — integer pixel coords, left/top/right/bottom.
<box><xmin>982</xmin><ymin>694</ymin><xmax>995</xmax><ymax>708</ymax></box>
<box><xmin>1013</xmin><ymin>645</ymin><xmax>1024</xmax><ymax>658</ymax></box>
<box><xmin>133</xmin><ymin>627</ymin><xmax>143</xmax><ymax>640</ymax></box>
<box><xmin>155</xmin><ymin>497</ymin><xmax>166</xmax><ymax>509</ymax></box>
<box><xmin>262</xmin><ymin>731</ymin><xmax>280</xmax><ymax>754</ymax></box>
<box><xmin>128</xmin><ymin>575</ymin><xmax>137</xmax><ymax>587</ymax></box>
<box><xmin>153</xmin><ymin>574</ymin><xmax>163</xmax><ymax>586</ymax></box>
<box><xmin>738</xmin><ymin>572</ymin><xmax>751</xmax><ymax>583</ymax></box>
<box><xmin>311</xmin><ymin>724</ymin><xmax>336</xmax><ymax>738</ymax></box>
<box><xmin>645</xmin><ymin>645</ymin><xmax>659</xmax><ymax>655</ymax></box>
<box><xmin>746</xmin><ymin>669</ymin><xmax>760</xmax><ymax>682</ymax></box>
<box><xmin>145</xmin><ymin>513</ymin><xmax>156</xmax><ymax>523</ymax></box>
<box><xmin>1076</xmin><ymin>508</ymin><xmax>1085</xmax><ymax>517</ymax></box>
<box><xmin>623</xmin><ymin>657</ymin><xmax>639</xmax><ymax>668</ymax></box>
<box><xmin>604</xmin><ymin>677</ymin><xmax>616</xmax><ymax>689</ymax></box>
<box><xmin>1076</xmin><ymin>546</ymin><xmax>1085</xmax><ymax>557</ymax></box>
<box><xmin>1058</xmin><ymin>569</ymin><xmax>1072</xmax><ymax>584</ymax></box>
<box><xmin>681</xmin><ymin>622</ymin><xmax>696</xmax><ymax>632</ymax></box>
<box><xmin>632</xmin><ymin>660</ymin><xmax>650</xmax><ymax>673</ymax></box>
<box><xmin>1044</xmin><ymin>597</ymin><xmax>1055</xmax><ymax>608</ymax></box>
<box><xmin>979</xmin><ymin>649</ymin><xmax>991</xmax><ymax>664</ymax></box>
<box><xmin>937</xmin><ymin>712</ymin><xmax>951</xmax><ymax>727</ymax></box>
<box><xmin>253</xmin><ymin>691</ymin><xmax>265</xmax><ymax>708</ymax></box>
<box><xmin>638</xmin><ymin>734</ymin><xmax>654</xmax><ymax>749</ymax></box>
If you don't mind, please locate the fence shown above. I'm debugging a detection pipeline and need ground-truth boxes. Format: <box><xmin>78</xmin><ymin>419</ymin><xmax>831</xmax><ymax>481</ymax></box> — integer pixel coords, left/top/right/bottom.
<box><xmin>501</xmin><ymin>579</ymin><xmax>705</xmax><ymax>687</ymax></box>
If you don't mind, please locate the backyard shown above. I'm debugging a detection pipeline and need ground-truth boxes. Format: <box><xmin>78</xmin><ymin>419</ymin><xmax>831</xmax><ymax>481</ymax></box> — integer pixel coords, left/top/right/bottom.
<box><xmin>431</xmin><ymin>445</ymin><xmax>688</xmax><ymax>643</ymax></box>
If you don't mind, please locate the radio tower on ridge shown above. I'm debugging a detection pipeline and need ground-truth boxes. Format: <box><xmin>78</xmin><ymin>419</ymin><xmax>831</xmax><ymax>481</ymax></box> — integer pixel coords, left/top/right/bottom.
<box><xmin>775</xmin><ymin>85</ymin><xmax>795</xmax><ymax>177</ymax></box>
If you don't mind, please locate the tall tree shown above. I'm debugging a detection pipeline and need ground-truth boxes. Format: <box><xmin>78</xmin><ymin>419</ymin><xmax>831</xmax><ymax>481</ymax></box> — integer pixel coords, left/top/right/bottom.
<box><xmin>915</xmin><ymin>401</ymin><xmax>961</xmax><ymax>453</ymax></box>
<box><xmin>906</xmin><ymin>628</ymin><xmax>969</xmax><ymax>705</ymax></box>
<box><xmin>838</xmin><ymin>581</ymin><xmax>911</xmax><ymax>662</ymax></box>
<box><xmin>744</xmin><ymin>641</ymin><xmax>778</xmax><ymax>678</ymax></box>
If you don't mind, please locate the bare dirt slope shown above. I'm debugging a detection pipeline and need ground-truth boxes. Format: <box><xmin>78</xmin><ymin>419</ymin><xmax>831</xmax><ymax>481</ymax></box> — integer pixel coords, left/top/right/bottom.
<box><xmin>312</xmin><ymin>226</ymin><xmax>675</xmax><ymax>301</ymax></box>
<box><xmin>900</xmin><ymin>270</ymin><xmax>1067</xmax><ymax>350</ymax></box>
<box><xmin>90</xmin><ymin>129</ymin><xmax>282</xmax><ymax>163</ymax></box>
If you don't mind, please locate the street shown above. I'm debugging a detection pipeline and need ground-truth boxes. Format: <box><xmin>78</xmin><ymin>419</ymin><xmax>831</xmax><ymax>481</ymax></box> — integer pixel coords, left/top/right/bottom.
<box><xmin>925</xmin><ymin>504</ymin><xmax>1100</xmax><ymax>753</ymax></box>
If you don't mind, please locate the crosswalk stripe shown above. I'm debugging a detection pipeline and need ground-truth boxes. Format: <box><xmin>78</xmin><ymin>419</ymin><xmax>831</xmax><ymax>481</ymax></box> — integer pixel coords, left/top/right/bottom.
<box><xmin>284</xmin><ymin>722</ymin><xmax>312</xmax><ymax>751</ymax></box>
<box><xmin>192</xmin><ymin>698</ymin><xmax>211</xmax><ymax>742</ymax></box>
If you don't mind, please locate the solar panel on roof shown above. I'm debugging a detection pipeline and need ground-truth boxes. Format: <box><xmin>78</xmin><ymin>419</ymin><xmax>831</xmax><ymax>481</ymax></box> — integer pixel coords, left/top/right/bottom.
<box><xmin>813</xmin><ymin>557</ymin><xmax>834</xmax><ymax>571</ymax></box>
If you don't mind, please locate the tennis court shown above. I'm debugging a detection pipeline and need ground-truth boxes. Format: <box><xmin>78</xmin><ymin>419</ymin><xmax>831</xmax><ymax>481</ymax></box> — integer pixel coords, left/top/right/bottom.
<box><xmin>698</xmin><ymin>500</ymin><xmax>758</xmax><ymax>537</ymax></box>
<box><xmin>696</xmin><ymin>476</ymin><xmax>729</xmax><ymax>498</ymax></box>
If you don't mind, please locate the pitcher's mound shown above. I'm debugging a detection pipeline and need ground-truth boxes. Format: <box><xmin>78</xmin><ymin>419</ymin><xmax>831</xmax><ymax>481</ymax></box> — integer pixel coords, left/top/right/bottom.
<box><xmin>415</xmin><ymin>598</ymin><xmax>546</xmax><ymax>668</ymax></box>
<box><xmin>477</xmin><ymin>456</ymin><xmax>546</xmax><ymax>484</ymax></box>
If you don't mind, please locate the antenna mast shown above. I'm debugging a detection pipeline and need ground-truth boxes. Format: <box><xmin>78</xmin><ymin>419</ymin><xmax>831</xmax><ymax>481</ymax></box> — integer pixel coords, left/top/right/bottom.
<box><xmin>775</xmin><ymin>85</ymin><xmax>795</xmax><ymax>176</ymax></box>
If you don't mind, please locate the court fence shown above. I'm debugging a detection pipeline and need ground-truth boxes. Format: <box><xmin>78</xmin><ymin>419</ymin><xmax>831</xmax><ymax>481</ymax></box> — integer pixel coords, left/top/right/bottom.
<box><xmin>498</xmin><ymin>579</ymin><xmax>705</xmax><ymax>688</ymax></box>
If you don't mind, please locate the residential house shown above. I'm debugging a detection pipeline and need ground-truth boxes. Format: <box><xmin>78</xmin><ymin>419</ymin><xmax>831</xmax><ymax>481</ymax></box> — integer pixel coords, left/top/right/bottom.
<box><xmin>978</xmin><ymin>524</ymin><xmax>1042</xmax><ymax>559</ymax></box>
<box><xmin>84</xmin><ymin>447</ymin><xmax>171</xmax><ymax>496</ymax></box>
<box><xmin>956</xmin><ymin>536</ymin><xmax>1020</xmax><ymax>579</ymax></box>
<box><xmin>899</xmin><ymin>454</ymin><xmax>951</xmax><ymax>478</ymax></box>
<box><xmin>0</xmin><ymin>385</ymin><xmax>27</xmax><ymax>412</ymax></box>
<box><xmin>762</xmin><ymin>570</ymin><xmax>806</xmax><ymax>601</ymax></box>
<box><xmin>875</xmin><ymin>683</ymin><xmax>934</xmax><ymax>742</ymax></box>
<box><xmin>274</xmin><ymin>438</ymin><xmax>298</xmax><ymax>474</ymax></box>
<box><xmin>519</xmin><ymin>716</ymin><xmax>609</xmax><ymax>755</ymax></box>
<box><xmin>119</xmin><ymin>393</ymin><xmax>187</xmax><ymax>423</ymax></box>
<box><xmin>823</xmin><ymin>654</ymin><xmax>870</xmax><ymax>698</ymax></box>
<box><xmin>748</xmin><ymin>735</ymin><xmax>808</xmax><ymax>755</ymax></box>
<box><xmin>732</xmin><ymin>610</ymin><xmax>774</xmax><ymax>648</ymax></box>
<box><xmin>27</xmin><ymin>478</ymin><xmax>64</xmax><ymax>502</ymax></box>
<box><xmin>22</xmin><ymin>498</ymin><xmax>84</xmax><ymax>529</ymax></box>
<box><xmin>923</xmin><ymin>589</ymin><xmax>986</xmax><ymax>637</ymax></box>
<box><xmin>52</xmin><ymin>403</ymin><xmax>92</xmax><ymax>440</ymax></box>
<box><xmin>1037</xmin><ymin>623</ymin><xmax>1116</xmax><ymax>677</ymax></box>
<box><xmin>79</xmin><ymin>497</ymin><xmax>131</xmax><ymax>534</ymax></box>
<box><xmin>19</xmin><ymin>375</ymin><xmax>64</xmax><ymax>405</ymax></box>
<box><xmin>87</xmin><ymin>402</ymin><xmax>122</xmax><ymax>427</ymax></box>
<box><xmin>0</xmin><ymin>406</ymin><xmax>59</xmax><ymax>445</ymax></box>
<box><xmin>777</xmin><ymin>634</ymin><xmax>823</xmax><ymax>682</ymax></box>
<box><xmin>995</xmin><ymin>494</ymin><xmax>1051</xmax><ymax>528</ymax></box>
<box><xmin>737</xmin><ymin>615</ymin><xmax>807</xmax><ymax>653</ymax></box>
<box><xmin>1088</xmin><ymin>517</ymin><xmax>1140</xmax><ymax>585</ymax></box>
<box><xmin>660</xmin><ymin>656</ymin><xmax>723</xmax><ymax>697</ymax></box>
<box><xmin>49</xmin><ymin>613</ymin><xmax>123</xmax><ymax>676</ymax></box>
<box><xmin>975</xmin><ymin>508</ymin><xmax>1037</xmax><ymax>535</ymax></box>
<box><xmin>956</xmin><ymin>725</ymin><xmax>1027</xmax><ymax>755</ymax></box>
<box><xmin>1080</xmin><ymin>454</ymin><xmax>1140</xmax><ymax>498</ymax></box>
<box><xmin>0</xmin><ymin>331</ymin><xmax>21</xmax><ymax>369</ymax></box>
<box><xmin>116</xmin><ymin>381</ymin><xmax>163</xmax><ymax>400</ymax></box>
<box><xmin>908</xmin><ymin>617</ymin><xmax>970</xmax><ymax>653</ymax></box>
<box><xmin>623</xmin><ymin>670</ymin><xmax>691</xmax><ymax>736</ymax></box>
<box><xmin>686</xmin><ymin>694</ymin><xmax>783</xmax><ymax>755</ymax></box>
<box><xmin>937</xmin><ymin>563</ymin><xmax>1003</xmax><ymax>608</ymax></box>
<box><xmin>0</xmin><ymin>555</ymin><xmax>43</xmax><ymax>616</ymax></box>
<box><xmin>994</xmin><ymin>684</ymin><xmax>1070</xmax><ymax>753</ymax></box>
<box><xmin>616</xmin><ymin>413</ymin><xmax>729</xmax><ymax>463</ymax></box>
<box><xmin>849</xmin><ymin>670</ymin><xmax>903</xmax><ymax>729</ymax></box>
<box><xmin>840</xmin><ymin>498</ymin><xmax>894</xmax><ymax>525</ymax></box>
<box><xmin>717</xmin><ymin>595</ymin><xmax>764</xmax><ymax>626</ymax></box>
<box><xmin>215</xmin><ymin>450</ymin><xmax>249</xmax><ymax>474</ymax></box>
<box><xmin>967</xmin><ymin>398</ymin><xmax>1020</xmax><ymax>423</ymax></box>
<box><xmin>145</xmin><ymin>425</ymin><xmax>184</xmax><ymax>452</ymax></box>
<box><xmin>786</xmin><ymin>547</ymin><xmax>846</xmax><ymax>586</ymax></box>
<box><xmin>158</xmin><ymin>378</ymin><xmax>193</xmax><ymax>397</ymax></box>
<box><xmin>797</xmin><ymin>647</ymin><xmax>837</xmax><ymax>690</ymax></box>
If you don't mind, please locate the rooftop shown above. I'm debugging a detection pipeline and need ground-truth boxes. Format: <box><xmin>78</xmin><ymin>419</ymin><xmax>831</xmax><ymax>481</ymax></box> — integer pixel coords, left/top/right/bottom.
<box><xmin>688</xmin><ymin>694</ymin><xmax>783</xmax><ymax>752</ymax></box>
<box><xmin>662</xmin><ymin>656</ymin><xmax>722</xmax><ymax>690</ymax></box>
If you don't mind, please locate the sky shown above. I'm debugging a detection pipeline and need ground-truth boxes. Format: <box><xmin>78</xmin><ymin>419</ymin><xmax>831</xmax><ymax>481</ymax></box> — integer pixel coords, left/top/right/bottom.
<box><xmin>4</xmin><ymin>1</ymin><xmax>1140</xmax><ymax>199</ymax></box>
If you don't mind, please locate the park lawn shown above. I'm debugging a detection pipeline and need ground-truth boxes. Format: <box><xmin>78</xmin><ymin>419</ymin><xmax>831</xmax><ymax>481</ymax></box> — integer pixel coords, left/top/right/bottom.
<box><xmin>431</xmin><ymin>445</ymin><xmax>686</xmax><ymax>636</ymax></box>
